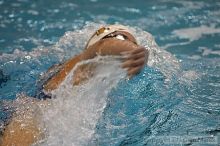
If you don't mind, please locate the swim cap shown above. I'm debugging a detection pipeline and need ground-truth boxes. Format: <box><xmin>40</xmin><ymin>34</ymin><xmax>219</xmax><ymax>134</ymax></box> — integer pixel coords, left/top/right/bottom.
<box><xmin>85</xmin><ymin>24</ymin><xmax>134</xmax><ymax>49</ymax></box>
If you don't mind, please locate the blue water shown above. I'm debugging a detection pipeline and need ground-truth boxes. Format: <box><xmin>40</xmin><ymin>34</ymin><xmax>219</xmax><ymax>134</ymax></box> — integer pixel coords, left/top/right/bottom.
<box><xmin>0</xmin><ymin>0</ymin><xmax>220</xmax><ymax>145</ymax></box>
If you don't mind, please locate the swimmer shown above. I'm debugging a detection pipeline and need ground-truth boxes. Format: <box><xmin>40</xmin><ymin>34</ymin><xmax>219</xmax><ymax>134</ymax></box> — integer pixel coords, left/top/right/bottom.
<box><xmin>1</xmin><ymin>24</ymin><xmax>149</xmax><ymax>146</ymax></box>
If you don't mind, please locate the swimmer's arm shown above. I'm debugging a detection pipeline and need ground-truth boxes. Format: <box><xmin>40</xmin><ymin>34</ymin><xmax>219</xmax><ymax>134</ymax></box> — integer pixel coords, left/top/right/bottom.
<box><xmin>44</xmin><ymin>38</ymin><xmax>148</xmax><ymax>91</ymax></box>
<box><xmin>43</xmin><ymin>39</ymin><xmax>134</xmax><ymax>91</ymax></box>
<box><xmin>1</xmin><ymin>115</ymin><xmax>42</xmax><ymax>146</ymax></box>
<box><xmin>1</xmin><ymin>99</ymin><xmax>46</xmax><ymax>146</ymax></box>
<box><xmin>43</xmin><ymin>54</ymin><xmax>83</xmax><ymax>91</ymax></box>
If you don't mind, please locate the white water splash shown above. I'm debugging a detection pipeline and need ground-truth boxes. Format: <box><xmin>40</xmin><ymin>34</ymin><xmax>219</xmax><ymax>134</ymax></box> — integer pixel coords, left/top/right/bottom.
<box><xmin>37</xmin><ymin>56</ymin><xmax>126</xmax><ymax>146</ymax></box>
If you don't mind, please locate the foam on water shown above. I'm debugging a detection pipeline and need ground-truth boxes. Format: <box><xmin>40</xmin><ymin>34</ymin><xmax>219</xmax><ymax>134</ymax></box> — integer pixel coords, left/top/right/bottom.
<box><xmin>198</xmin><ymin>47</ymin><xmax>220</xmax><ymax>56</ymax></box>
<box><xmin>161</xmin><ymin>25</ymin><xmax>220</xmax><ymax>50</ymax></box>
<box><xmin>172</xmin><ymin>25</ymin><xmax>220</xmax><ymax>42</ymax></box>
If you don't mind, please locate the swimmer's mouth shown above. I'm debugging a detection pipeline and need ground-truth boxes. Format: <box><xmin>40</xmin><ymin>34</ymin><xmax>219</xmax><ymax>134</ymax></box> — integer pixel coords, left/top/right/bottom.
<box><xmin>102</xmin><ymin>32</ymin><xmax>137</xmax><ymax>45</ymax></box>
<box><xmin>96</xmin><ymin>27</ymin><xmax>137</xmax><ymax>45</ymax></box>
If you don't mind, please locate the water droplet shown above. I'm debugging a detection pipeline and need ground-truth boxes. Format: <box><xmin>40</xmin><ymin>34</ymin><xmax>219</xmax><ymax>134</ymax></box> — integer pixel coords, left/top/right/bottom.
<box><xmin>152</xmin><ymin>6</ymin><xmax>156</xmax><ymax>10</ymax></box>
<box><xmin>27</xmin><ymin>20</ymin><xmax>32</xmax><ymax>24</ymax></box>
<box><xmin>9</xmin><ymin>14</ymin><xmax>15</xmax><ymax>18</ymax></box>
<box><xmin>0</xmin><ymin>39</ymin><xmax>5</xmax><ymax>43</ymax></box>
<box><xmin>27</xmin><ymin>10</ymin><xmax>39</xmax><ymax>15</ymax></box>
<box><xmin>53</xmin><ymin>9</ymin><xmax>60</xmax><ymax>13</ymax></box>
<box><xmin>25</xmin><ymin>55</ymin><xmax>31</xmax><ymax>60</ymax></box>
<box><xmin>17</xmin><ymin>17</ymin><xmax>22</xmax><ymax>22</ymax></box>
<box><xmin>40</xmin><ymin>27</ymin><xmax>45</xmax><ymax>31</ymax></box>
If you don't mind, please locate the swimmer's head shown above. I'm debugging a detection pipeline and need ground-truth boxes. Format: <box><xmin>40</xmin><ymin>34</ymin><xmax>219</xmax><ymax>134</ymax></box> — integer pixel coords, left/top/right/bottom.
<box><xmin>85</xmin><ymin>24</ymin><xmax>137</xmax><ymax>49</ymax></box>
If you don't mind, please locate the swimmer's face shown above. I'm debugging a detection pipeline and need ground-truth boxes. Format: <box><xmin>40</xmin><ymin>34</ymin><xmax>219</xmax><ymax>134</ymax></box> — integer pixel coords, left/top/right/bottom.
<box><xmin>85</xmin><ymin>29</ymin><xmax>137</xmax><ymax>50</ymax></box>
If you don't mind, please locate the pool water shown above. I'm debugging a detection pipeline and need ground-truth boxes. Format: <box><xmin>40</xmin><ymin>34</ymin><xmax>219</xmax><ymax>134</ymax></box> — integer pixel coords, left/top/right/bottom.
<box><xmin>0</xmin><ymin>0</ymin><xmax>220</xmax><ymax>145</ymax></box>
